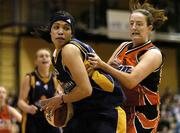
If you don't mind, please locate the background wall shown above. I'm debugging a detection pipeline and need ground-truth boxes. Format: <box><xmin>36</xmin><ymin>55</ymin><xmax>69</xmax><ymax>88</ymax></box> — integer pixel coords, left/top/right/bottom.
<box><xmin>19</xmin><ymin>37</ymin><xmax>54</xmax><ymax>84</ymax></box>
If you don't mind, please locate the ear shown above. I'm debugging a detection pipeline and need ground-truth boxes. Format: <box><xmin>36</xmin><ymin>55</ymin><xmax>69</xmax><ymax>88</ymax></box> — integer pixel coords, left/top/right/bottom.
<box><xmin>148</xmin><ymin>25</ymin><xmax>153</xmax><ymax>31</ymax></box>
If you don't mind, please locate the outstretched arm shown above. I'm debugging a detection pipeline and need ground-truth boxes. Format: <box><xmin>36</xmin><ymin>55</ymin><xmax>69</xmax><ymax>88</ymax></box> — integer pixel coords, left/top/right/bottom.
<box><xmin>88</xmin><ymin>49</ymin><xmax>162</xmax><ymax>89</ymax></box>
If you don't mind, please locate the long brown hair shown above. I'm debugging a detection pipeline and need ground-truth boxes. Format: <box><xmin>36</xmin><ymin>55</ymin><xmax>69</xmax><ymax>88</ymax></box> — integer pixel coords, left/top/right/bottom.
<box><xmin>129</xmin><ymin>0</ymin><xmax>168</xmax><ymax>30</ymax></box>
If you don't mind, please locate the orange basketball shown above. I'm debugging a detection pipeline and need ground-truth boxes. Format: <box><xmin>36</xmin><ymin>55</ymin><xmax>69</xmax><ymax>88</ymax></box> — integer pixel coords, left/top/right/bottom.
<box><xmin>44</xmin><ymin>103</ymin><xmax>73</xmax><ymax>127</ymax></box>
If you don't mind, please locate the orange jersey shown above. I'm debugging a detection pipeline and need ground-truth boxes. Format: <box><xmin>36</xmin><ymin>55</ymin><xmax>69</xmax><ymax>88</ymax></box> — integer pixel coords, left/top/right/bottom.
<box><xmin>114</xmin><ymin>41</ymin><xmax>162</xmax><ymax>106</ymax></box>
<box><xmin>0</xmin><ymin>105</ymin><xmax>12</xmax><ymax>133</ymax></box>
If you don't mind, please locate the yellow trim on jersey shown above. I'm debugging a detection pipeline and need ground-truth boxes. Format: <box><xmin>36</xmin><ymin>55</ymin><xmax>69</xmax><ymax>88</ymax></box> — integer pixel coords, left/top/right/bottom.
<box><xmin>71</xmin><ymin>41</ymin><xmax>115</xmax><ymax>92</ymax></box>
<box><xmin>21</xmin><ymin>112</ymin><xmax>27</xmax><ymax>133</ymax></box>
<box><xmin>53</xmin><ymin>76</ymin><xmax>58</xmax><ymax>90</ymax></box>
<box><xmin>35</xmin><ymin>70</ymin><xmax>51</xmax><ymax>83</ymax></box>
<box><xmin>92</xmin><ymin>70</ymin><xmax>114</xmax><ymax>92</ymax></box>
<box><xmin>115</xmin><ymin>106</ymin><xmax>126</xmax><ymax>133</ymax></box>
<box><xmin>84</xmin><ymin>59</ymin><xmax>94</xmax><ymax>76</ymax></box>
<box><xmin>30</xmin><ymin>75</ymin><xmax>35</xmax><ymax>89</ymax></box>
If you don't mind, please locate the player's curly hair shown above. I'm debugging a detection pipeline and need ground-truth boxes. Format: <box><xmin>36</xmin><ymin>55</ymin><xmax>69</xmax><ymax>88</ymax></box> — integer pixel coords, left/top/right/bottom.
<box><xmin>129</xmin><ymin>0</ymin><xmax>168</xmax><ymax>30</ymax></box>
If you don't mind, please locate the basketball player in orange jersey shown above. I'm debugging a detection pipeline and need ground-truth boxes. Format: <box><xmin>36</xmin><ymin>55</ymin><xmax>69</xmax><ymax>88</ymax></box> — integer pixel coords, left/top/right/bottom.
<box><xmin>87</xmin><ymin>0</ymin><xmax>167</xmax><ymax>132</ymax></box>
<box><xmin>37</xmin><ymin>10</ymin><xmax>126</xmax><ymax>133</ymax></box>
<box><xmin>18</xmin><ymin>49</ymin><xmax>61</xmax><ymax>133</ymax></box>
<box><xmin>0</xmin><ymin>86</ymin><xmax>22</xmax><ymax>133</ymax></box>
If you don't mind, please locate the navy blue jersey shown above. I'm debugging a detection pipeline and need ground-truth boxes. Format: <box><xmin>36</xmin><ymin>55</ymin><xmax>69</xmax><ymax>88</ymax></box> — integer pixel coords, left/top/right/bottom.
<box><xmin>28</xmin><ymin>70</ymin><xmax>57</xmax><ymax>110</ymax></box>
<box><xmin>52</xmin><ymin>38</ymin><xmax>126</xmax><ymax>115</ymax></box>
<box><xmin>21</xmin><ymin>70</ymin><xmax>60</xmax><ymax>133</ymax></box>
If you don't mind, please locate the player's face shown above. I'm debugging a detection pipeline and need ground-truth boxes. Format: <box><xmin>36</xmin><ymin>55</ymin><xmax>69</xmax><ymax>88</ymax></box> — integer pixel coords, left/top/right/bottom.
<box><xmin>35</xmin><ymin>49</ymin><xmax>51</xmax><ymax>68</ymax></box>
<box><xmin>0</xmin><ymin>87</ymin><xmax>7</xmax><ymax>102</ymax></box>
<box><xmin>50</xmin><ymin>20</ymin><xmax>72</xmax><ymax>49</ymax></box>
<box><xmin>129</xmin><ymin>12</ymin><xmax>152</xmax><ymax>46</ymax></box>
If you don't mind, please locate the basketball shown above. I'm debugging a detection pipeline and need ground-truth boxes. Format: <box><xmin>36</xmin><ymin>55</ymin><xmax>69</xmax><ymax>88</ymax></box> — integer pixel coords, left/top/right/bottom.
<box><xmin>44</xmin><ymin>103</ymin><xmax>73</xmax><ymax>127</ymax></box>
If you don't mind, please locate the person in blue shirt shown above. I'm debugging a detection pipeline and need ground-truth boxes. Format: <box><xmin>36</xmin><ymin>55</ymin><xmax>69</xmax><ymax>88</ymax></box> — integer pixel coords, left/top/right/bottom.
<box><xmin>37</xmin><ymin>10</ymin><xmax>126</xmax><ymax>133</ymax></box>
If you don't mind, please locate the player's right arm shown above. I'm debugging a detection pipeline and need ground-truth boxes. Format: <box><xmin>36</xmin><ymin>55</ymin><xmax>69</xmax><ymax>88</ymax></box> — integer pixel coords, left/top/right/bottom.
<box><xmin>18</xmin><ymin>75</ymin><xmax>38</xmax><ymax>114</ymax></box>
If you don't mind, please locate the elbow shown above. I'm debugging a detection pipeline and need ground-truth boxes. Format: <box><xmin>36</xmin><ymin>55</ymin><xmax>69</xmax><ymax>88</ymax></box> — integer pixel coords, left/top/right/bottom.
<box><xmin>82</xmin><ymin>86</ymin><xmax>92</xmax><ymax>97</ymax></box>
<box><xmin>76</xmin><ymin>84</ymin><xmax>92</xmax><ymax>100</ymax></box>
<box><xmin>85</xmin><ymin>86</ymin><xmax>92</xmax><ymax>97</ymax></box>
<box><xmin>126</xmin><ymin>85</ymin><xmax>135</xmax><ymax>90</ymax></box>
<box><xmin>123</xmin><ymin>82</ymin><xmax>137</xmax><ymax>90</ymax></box>
<box><xmin>17</xmin><ymin>100</ymin><xmax>22</xmax><ymax>110</ymax></box>
<box><xmin>120</xmin><ymin>76</ymin><xmax>140</xmax><ymax>89</ymax></box>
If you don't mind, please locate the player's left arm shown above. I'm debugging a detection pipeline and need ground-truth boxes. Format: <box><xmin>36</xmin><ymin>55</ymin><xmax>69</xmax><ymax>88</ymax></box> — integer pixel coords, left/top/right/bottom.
<box><xmin>127</xmin><ymin>48</ymin><xmax>162</xmax><ymax>88</ymax></box>
<box><xmin>61</xmin><ymin>44</ymin><xmax>92</xmax><ymax>102</ymax></box>
<box><xmin>88</xmin><ymin>48</ymin><xmax>162</xmax><ymax>89</ymax></box>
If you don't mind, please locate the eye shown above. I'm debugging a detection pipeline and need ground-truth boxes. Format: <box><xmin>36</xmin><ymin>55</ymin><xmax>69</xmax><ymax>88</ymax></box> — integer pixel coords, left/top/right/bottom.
<box><xmin>52</xmin><ymin>24</ymin><xmax>59</xmax><ymax>30</ymax></box>
<box><xmin>63</xmin><ymin>24</ymin><xmax>71</xmax><ymax>31</ymax></box>
<box><xmin>137</xmin><ymin>23</ymin><xmax>142</xmax><ymax>26</ymax></box>
<box><xmin>39</xmin><ymin>55</ymin><xmax>44</xmax><ymax>58</ymax></box>
<box><xmin>45</xmin><ymin>54</ymin><xmax>50</xmax><ymax>58</ymax></box>
<box><xmin>130</xmin><ymin>21</ymin><xmax>135</xmax><ymax>27</ymax></box>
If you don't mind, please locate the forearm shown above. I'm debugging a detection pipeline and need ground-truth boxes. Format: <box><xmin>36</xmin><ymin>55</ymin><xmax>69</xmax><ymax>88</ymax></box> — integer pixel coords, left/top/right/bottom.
<box><xmin>18</xmin><ymin>100</ymin><xmax>30</xmax><ymax>113</ymax></box>
<box><xmin>9</xmin><ymin>106</ymin><xmax>22</xmax><ymax>122</ymax></box>
<box><xmin>63</xmin><ymin>85</ymin><xmax>92</xmax><ymax>103</ymax></box>
<box><xmin>101</xmin><ymin>61</ymin><xmax>135</xmax><ymax>89</ymax></box>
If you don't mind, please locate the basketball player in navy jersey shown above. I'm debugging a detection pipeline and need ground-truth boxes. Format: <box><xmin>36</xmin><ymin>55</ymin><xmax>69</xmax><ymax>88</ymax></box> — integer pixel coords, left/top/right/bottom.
<box><xmin>37</xmin><ymin>11</ymin><xmax>126</xmax><ymax>133</ymax></box>
<box><xmin>18</xmin><ymin>49</ymin><xmax>61</xmax><ymax>133</ymax></box>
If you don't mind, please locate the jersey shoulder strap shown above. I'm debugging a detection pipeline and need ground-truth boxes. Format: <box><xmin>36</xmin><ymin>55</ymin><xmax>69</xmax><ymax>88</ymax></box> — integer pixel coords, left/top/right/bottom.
<box><xmin>52</xmin><ymin>73</ymin><xmax>58</xmax><ymax>91</ymax></box>
<box><xmin>26</xmin><ymin>72</ymin><xmax>36</xmax><ymax>89</ymax></box>
<box><xmin>70</xmin><ymin>40</ymin><xmax>88</xmax><ymax>56</ymax></box>
<box><xmin>114</xmin><ymin>41</ymin><xmax>132</xmax><ymax>62</ymax></box>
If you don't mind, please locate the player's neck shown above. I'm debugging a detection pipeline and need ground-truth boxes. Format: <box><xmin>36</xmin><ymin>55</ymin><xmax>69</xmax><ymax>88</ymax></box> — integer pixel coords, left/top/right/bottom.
<box><xmin>37</xmin><ymin>68</ymin><xmax>50</xmax><ymax>78</ymax></box>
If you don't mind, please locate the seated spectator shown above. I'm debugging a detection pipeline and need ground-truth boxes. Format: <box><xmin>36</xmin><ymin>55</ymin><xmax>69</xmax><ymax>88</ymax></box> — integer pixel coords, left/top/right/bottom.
<box><xmin>0</xmin><ymin>86</ymin><xmax>22</xmax><ymax>133</ymax></box>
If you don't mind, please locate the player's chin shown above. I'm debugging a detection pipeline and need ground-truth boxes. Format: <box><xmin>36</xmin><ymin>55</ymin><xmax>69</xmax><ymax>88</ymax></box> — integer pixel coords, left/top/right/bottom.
<box><xmin>56</xmin><ymin>38</ymin><xmax>66</xmax><ymax>44</ymax></box>
<box><xmin>132</xmin><ymin>37</ymin><xmax>143</xmax><ymax>44</ymax></box>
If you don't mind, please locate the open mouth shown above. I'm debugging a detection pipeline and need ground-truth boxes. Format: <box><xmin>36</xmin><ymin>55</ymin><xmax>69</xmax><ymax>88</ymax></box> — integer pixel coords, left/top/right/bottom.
<box><xmin>42</xmin><ymin>61</ymin><xmax>49</xmax><ymax>64</ymax></box>
<box><xmin>132</xmin><ymin>32</ymin><xmax>140</xmax><ymax>36</ymax></box>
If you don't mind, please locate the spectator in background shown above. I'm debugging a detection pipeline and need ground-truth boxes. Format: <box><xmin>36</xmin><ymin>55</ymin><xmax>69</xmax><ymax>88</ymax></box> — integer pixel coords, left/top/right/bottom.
<box><xmin>0</xmin><ymin>86</ymin><xmax>22</xmax><ymax>133</ymax></box>
<box><xmin>158</xmin><ymin>89</ymin><xmax>180</xmax><ymax>132</ymax></box>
